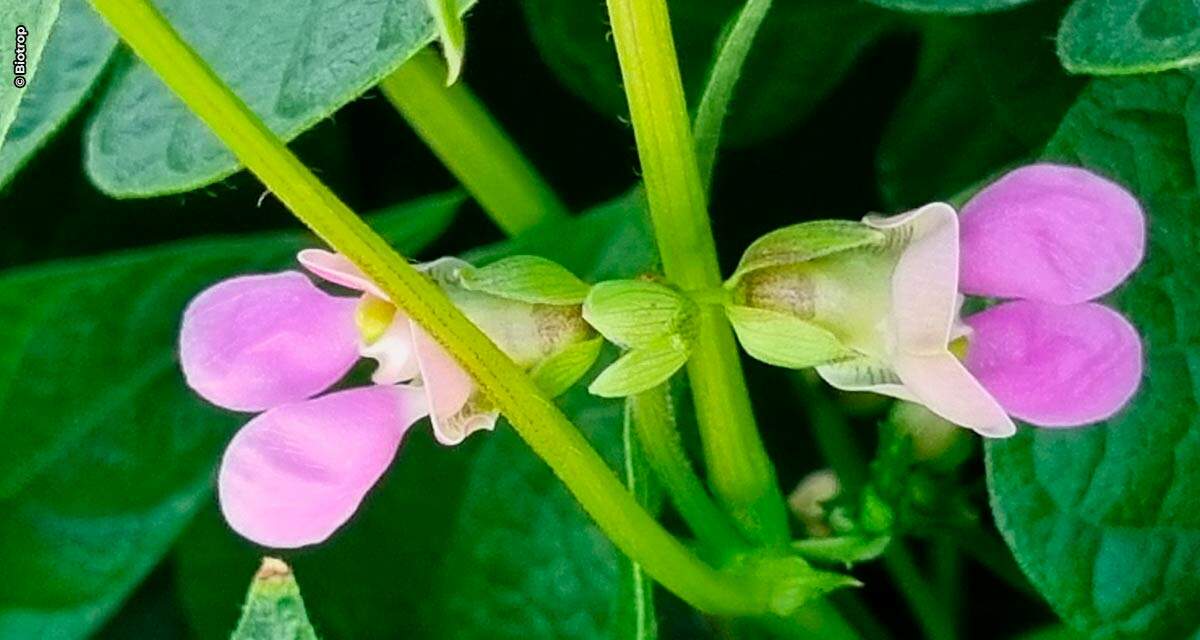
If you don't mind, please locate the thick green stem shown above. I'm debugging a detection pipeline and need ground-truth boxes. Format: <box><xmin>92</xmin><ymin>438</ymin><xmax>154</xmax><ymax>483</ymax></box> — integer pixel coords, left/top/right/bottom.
<box><xmin>604</xmin><ymin>0</ymin><xmax>788</xmax><ymax>545</ymax></box>
<box><xmin>381</xmin><ymin>49</ymin><xmax>568</xmax><ymax>236</ymax></box>
<box><xmin>630</xmin><ymin>385</ymin><xmax>745</xmax><ymax>552</ymax></box>
<box><xmin>91</xmin><ymin>0</ymin><xmax>773</xmax><ymax>616</ymax></box>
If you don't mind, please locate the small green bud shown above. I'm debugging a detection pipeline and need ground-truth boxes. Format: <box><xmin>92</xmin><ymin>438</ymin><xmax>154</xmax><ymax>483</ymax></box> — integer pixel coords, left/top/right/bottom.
<box><xmin>582</xmin><ymin>279</ymin><xmax>696</xmax><ymax>348</ymax></box>
<box><xmin>529</xmin><ymin>336</ymin><xmax>605</xmax><ymax>398</ymax></box>
<box><xmin>890</xmin><ymin>401</ymin><xmax>973</xmax><ymax>469</ymax></box>
<box><xmin>792</xmin><ymin>535</ymin><xmax>891</xmax><ymax>567</ymax></box>
<box><xmin>231</xmin><ymin>558</ymin><xmax>319</xmax><ymax>640</ymax></box>
<box><xmin>730</xmin><ymin>551</ymin><xmax>861</xmax><ymax>617</ymax></box>
<box><xmin>727</xmin><ymin>220</ymin><xmax>884</xmax><ymax>288</ymax></box>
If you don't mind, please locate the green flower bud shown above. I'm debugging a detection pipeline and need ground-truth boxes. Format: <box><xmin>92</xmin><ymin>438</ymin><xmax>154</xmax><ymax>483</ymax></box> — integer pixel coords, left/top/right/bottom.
<box><xmin>582</xmin><ymin>279</ymin><xmax>697</xmax><ymax>397</ymax></box>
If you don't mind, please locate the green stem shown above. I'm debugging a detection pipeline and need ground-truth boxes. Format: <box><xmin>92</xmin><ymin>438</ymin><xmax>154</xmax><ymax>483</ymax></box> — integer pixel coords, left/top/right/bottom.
<box><xmin>91</xmin><ymin>0</ymin><xmax>770</xmax><ymax>616</ymax></box>
<box><xmin>604</xmin><ymin>0</ymin><xmax>788</xmax><ymax>545</ymax></box>
<box><xmin>381</xmin><ymin>49</ymin><xmax>569</xmax><ymax>236</ymax></box>
<box><xmin>882</xmin><ymin>546</ymin><xmax>955</xmax><ymax>640</ymax></box>
<box><xmin>630</xmin><ymin>385</ymin><xmax>746</xmax><ymax>552</ymax></box>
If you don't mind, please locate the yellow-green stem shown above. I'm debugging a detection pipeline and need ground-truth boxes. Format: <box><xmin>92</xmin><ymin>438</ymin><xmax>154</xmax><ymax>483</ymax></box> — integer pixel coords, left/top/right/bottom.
<box><xmin>89</xmin><ymin>0</ymin><xmax>770</xmax><ymax>616</ymax></box>
<box><xmin>381</xmin><ymin>50</ymin><xmax>568</xmax><ymax>236</ymax></box>
<box><xmin>604</xmin><ymin>0</ymin><xmax>788</xmax><ymax>544</ymax></box>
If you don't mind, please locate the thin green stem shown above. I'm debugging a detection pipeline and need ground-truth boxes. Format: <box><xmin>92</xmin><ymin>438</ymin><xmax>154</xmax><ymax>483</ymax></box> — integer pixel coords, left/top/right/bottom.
<box><xmin>882</xmin><ymin>546</ymin><xmax>955</xmax><ymax>640</ymax></box>
<box><xmin>381</xmin><ymin>49</ymin><xmax>569</xmax><ymax>236</ymax></box>
<box><xmin>630</xmin><ymin>385</ymin><xmax>746</xmax><ymax>552</ymax></box>
<box><xmin>604</xmin><ymin>0</ymin><xmax>788</xmax><ymax>545</ymax></box>
<box><xmin>694</xmin><ymin>0</ymin><xmax>773</xmax><ymax>191</ymax></box>
<box><xmin>91</xmin><ymin>0</ymin><xmax>771</xmax><ymax>616</ymax></box>
<box><xmin>621</xmin><ymin>401</ymin><xmax>658</xmax><ymax>640</ymax></box>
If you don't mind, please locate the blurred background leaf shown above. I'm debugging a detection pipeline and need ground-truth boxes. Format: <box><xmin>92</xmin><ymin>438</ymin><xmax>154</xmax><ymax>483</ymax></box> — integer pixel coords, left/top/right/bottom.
<box><xmin>1057</xmin><ymin>0</ymin><xmax>1200</xmax><ymax>74</ymax></box>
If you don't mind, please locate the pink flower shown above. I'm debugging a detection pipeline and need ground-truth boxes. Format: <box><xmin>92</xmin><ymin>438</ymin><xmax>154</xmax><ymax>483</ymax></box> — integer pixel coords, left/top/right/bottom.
<box><xmin>957</xmin><ymin>164</ymin><xmax>1145</xmax><ymax>428</ymax></box>
<box><xmin>180</xmin><ymin>251</ymin><xmax>492</xmax><ymax>548</ymax></box>
<box><xmin>813</xmin><ymin>164</ymin><xmax>1144</xmax><ymax>436</ymax></box>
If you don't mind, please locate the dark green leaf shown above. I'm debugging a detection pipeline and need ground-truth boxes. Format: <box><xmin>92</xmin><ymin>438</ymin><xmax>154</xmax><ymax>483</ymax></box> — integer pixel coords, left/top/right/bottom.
<box><xmin>0</xmin><ymin>0</ymin><xmax>116</xmax><ymax>188</ymax></box>
<box><xmin>84</xmin><ymin>0</ymin><xmax>475</xmax><ymax>197</ymax></box>
<box><xmin>878</xmin><ymin>7</ymin><xmax>1083</xmax><ymax>208</ymax></box>
<box><xmin>1058</xmin><ymin>0</ymin><xmax>1200</xmax><ymax>75</ymax></box>
<box><xmin>519</xmin><ymin>0</ymin><xmax>890</xmax><ymax>147</ymax></box>
<box><xmin>987</xmin><ymin>73</ymin><xmax>1200</xmax><ymax>639</ymax></box>
<box><xmin>863</xmin><ymin>0</ymin><xmax>1035</xmax><ymax>14</ymax></box>
<box><xmin>0</xmin><ymin>193</ymin><xmax>459</xmax><ymax>638</ymax></box>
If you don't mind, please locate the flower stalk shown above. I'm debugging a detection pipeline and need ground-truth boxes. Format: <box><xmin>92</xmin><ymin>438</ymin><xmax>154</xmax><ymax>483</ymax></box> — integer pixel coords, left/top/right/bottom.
<box><xmin>89</xmin><ymin>0</ymin><xmax>772</xmax><ymax>615</ymax></box>
<box><xmin>380</xmin><ymin>49</ymin><xmax>569</xmax><ymax>236</ymax></box>
<box><xmin>604</xmin><ymin>0</ymin><xmax>789</xmax><ymax>544</ymax></box>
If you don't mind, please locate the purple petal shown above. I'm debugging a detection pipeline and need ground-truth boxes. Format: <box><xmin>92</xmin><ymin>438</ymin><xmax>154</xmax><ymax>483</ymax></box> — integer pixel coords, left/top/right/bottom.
<box><xmin>965</xmin><ymin>300</ymin><xmax>1143</xmax><ymax>427</ymax></box>
<box><xmin>959</xmin><ymin>163</ymin><xmax>1145</xmax><ymax>304</ymax></box>
<box><xmin>180</xmin><ymin>272</ymin><xmax>360</xmax><ymax>412</ymax></box>
<box><xmin>218</xmin><ymin>385</ymin><xmax>429</xmax><ymax>548</ymax></box>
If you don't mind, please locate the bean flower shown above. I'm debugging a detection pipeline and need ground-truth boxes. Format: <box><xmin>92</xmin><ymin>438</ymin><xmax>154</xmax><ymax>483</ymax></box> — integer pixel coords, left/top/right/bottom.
<box><xmin>180</xmin><ymin>250</ymin><xmax>596</xmax><ymax>547</ymax></box>
<box><xmin>726</xmin><ymin>163</ymin><xmax>1144</xmax><ymax>437</ymax></box>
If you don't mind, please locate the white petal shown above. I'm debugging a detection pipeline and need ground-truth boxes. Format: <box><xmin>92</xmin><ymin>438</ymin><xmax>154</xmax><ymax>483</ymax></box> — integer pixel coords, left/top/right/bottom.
<box><xmin>359</xmin><ymin>314</ymin><xmax>421</xmax><ymax>384</ymax></box>
<box><xmin>864</xmin><ymin>202</ymin><xmax>961</xmax><ymax>355</ymax></box>
<box><xmin>892</xmin><ymin>352</ymin><xmax>1016</xmax><ymax>437</ymax></box>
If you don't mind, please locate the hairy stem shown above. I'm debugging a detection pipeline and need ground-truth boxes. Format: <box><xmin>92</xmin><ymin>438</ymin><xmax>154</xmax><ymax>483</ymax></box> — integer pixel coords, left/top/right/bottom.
<box><xmin>630</xmin><ymin>385</ymin><xmax>745</xmax><ymax>552</ymax></box>
<box><xmin>604</xmin><ymin>0</ymin><xmax>788</xmax><ymax>545</ymax></box>
<box><xmin>91</xmin><ymin>0</ymin><xmax>774</xmax><ymax>616</ymax></box>
<box><xmin>694</xmin><ymin>0</ymin><xmax>773</xmax><ymax>191</ymax></box>
<box><xmin>381</xmin><ymin>49</ymin><xmax>569</xmax><ymax>236</ymax></box>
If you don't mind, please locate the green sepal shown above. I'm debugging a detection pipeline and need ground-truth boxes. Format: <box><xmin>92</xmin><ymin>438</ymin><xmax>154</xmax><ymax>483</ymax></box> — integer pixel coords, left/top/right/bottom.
<box><xmin>459</xmin><ymin>255</ymin><xmax>591</xmax><ymax>305</ymax></box>
<box><xmin>582</xmin><ymin>280</ymin><xmax>695</xmax><ymax>348</ymax></box>
<box><xmin>792</xmin><ymin>535</ymin><xmax>892</xmax><ymax>567</ymax></box>
<box><xmin>529</xmin><ymin>336</ymin><xmax>605</xmax><ymax>398</ymax></box>
<box><xmin>727</xmin><ymin>221</ymin><xmax>884</xmax><ymax>287</ymax></box>
<box><xmin>588</xmin><ymin>335</ymin><xmax>690</xmax><ymax>398</ymax></box>
<box><xmin>231</xmin><ymin>558</ymin><xmax>319</xmax><ymax>640</ymax></box>
<box><xmin>725</xmin><ymin>305</ymin><xmax>852</xmax><ymax>369</ymax></box>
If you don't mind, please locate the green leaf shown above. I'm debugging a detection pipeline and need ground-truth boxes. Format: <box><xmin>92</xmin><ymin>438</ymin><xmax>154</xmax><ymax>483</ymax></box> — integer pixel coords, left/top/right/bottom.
<box><xmin>1058</xmin><ymin>0</ymin><xmax>1200</xmax><ymax>75</ymax></box>
<box><xmin>85</xmin><ymin>0</ymin><xmax>476</xmax><ymax>197</ymax></box>
<box><xmin>529</xmin><ymin>336</ymin><xmax>604</xmax><ymax>398</ymax></box>
<box><xmin>0</xmin><ymin>193</ymin><xmax>459</xmax><ymax>638</ymax></box>
<box><xmin>877</xmin><ymin>7</ymin><xmax>1083</xmax><ymax>209</ymax></box>
<box><xmin>460</xmin><ymin>254</ymin><xmax>591</xmax><ymax>305</ymax></box>
<box><xmin>862</xmin><ymin>0</ymin><xmax>1034</xmax><ymax>14</ymax></box>
<box><xmin>729</xmin><ymin>220</ymin><xmax>882</xmax><ymax>285</ymax></box>
<box><xmin>0</xmin><ymin>0</ymin><xmax>60</xmax><ymax>147</ymax></box>
<box><xmin>583</xmin><ymin>279</ymin><xmax>695</xmax><ymax>348</ymax></box>
<box><xmin>0</xmin><ymin>0</ymin><xmax>116</xmax><ymax>188</ymax></box>
<box><xmin>520</xmin><ymin>0</ymin><xmax>890</xmax><ymax>147</ymax></box>
<box><xmin>177</xmin><ymin>190</ymin><xmax>657</xmax><ymax>639</ymax></box>
<box><xmin>987</xmin><ymin>73</ymin><xmax>1200</xmax><ymax>638</ymax></box>
<box><xmin>231</xmin><ymin>559</ymin><xmax>319</xmax><ymax>640</ymax></box>
<box><xmin>588</xmin><ymin>335</ymin><xmax>692</xmax><ymax>399</ymax></box>
<box><xmin>725</xmin><ymin>305</ymin><xmax>850</xmax><ymax>369</ymax></box>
